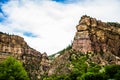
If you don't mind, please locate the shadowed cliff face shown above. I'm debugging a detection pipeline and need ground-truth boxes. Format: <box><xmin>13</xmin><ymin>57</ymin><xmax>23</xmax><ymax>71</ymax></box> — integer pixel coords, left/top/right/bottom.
<box><xmin>0</xmin><ymin>32</ymin><xmax>50</xmax><ymax>80</ymax></box>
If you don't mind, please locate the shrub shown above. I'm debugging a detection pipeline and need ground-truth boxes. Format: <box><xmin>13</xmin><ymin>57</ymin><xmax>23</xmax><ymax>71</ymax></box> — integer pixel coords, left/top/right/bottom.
<box><xmin>0</xmin><ymin>57</ymin><xmax>30</xmax><ymax>80</ymax></box>
<box><xmin>81</xmin><ymin>72</ymin><xmax>107</xmax><ymax>80</ymax></box>
<box><xmin>105</xmin><ymin>65</ymin><xmax>120</xmax><ymax>79</ymax></box>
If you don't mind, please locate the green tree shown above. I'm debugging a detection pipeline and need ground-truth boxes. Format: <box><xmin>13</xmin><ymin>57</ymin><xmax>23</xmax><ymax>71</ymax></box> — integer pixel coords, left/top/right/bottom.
<box><xmin>0</xmin><ymin>57</ymin><xmax>30</xmax><ymax>80</ymax></box>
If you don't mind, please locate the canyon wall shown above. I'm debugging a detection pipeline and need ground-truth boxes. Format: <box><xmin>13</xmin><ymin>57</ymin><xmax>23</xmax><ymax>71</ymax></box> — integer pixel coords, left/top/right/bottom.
<box><xmin>72</xmin><ymin>15</ymin><xmax>120</xmax><ymax>65</ymax></box>
<box><xmin>0</xmin><ymin>32</ymin><xmax>50</xmax><ymax>80</ymax></box>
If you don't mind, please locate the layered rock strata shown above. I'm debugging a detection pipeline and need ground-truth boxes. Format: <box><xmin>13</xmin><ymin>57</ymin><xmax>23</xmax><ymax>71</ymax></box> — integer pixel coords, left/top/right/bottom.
<box><xmin>72</xmin><ymin>15</ymin><xmax>120</xmax><ymax>64</ymax></box>
<box><xmin>0</xmin><ymin>32</ymin><xmax>50</xmax><ymax>80</ymax></box>
<box><xmin>72</xmin><ymin>15</ymin><xmax>120</xmax><ymax>55</ymax></box>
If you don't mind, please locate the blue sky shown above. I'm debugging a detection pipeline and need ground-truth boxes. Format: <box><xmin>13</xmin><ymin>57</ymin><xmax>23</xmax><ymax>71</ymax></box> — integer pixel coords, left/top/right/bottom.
<box><xmin>0</xmin><ymin>0</ymin><xmax>36</xmax><ymax>37</ymax></box>
<box><xmin>0</xmin><ymin>0</ymin><xmax>120</xmax><ymax>55</ymax></box>
<box><xmin>0</xmin><ymin>0</ymin><xmax>9</xmax><ymax>22</ymax></box>
<box><xmin>53</xmin><ymin>0</ymin><xmax>66</xmax><ymax>3</ymax></box>
<box><xmin>0</xmin><ymin>0</ymin><xmax>9</xmax><ymax>4</ymax></box>
<box><xmin>52</xmin><ymin>0</ymin><xmax>80</xmax><ymax>3</ymax></box>
<box><xmin>23</xmin><ymin>32</ymin><xmax>37</xmax><ymax>38</ymax></box>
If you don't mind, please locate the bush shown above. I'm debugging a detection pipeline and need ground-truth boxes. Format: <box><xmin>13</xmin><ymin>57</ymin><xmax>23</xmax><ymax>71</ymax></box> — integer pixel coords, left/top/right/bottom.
<box><xmin>105</xmin><ymin>65</ymin><xmax>120</xmax><ymax>79</ymax></box>
<box><xmin>0</xmin><ymin>57</ymin><xmax>30</xmax><ymax>80</ymax></box>
<box><xmin>81</xmin><ymin>72</ymin><xmax>107</xmax><ymax>80</ymax></box>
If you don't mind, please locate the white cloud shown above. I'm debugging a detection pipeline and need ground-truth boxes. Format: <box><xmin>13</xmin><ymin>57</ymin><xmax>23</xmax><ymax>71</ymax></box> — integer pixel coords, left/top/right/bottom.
<box><xmin>0</xmin><ymin>13</ymin><xmax>3</xmax><ymax>17</ymax></box>
<box><xmin>0</xmin><ymin>0</ymin><xmax>120</xmax><ymax>55</ymax></box>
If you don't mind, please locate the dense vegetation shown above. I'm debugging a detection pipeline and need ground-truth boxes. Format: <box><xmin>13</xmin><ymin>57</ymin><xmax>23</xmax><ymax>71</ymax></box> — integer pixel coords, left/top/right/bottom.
<box><xmin>107</xmin><ymin>22</ymin><xmax>120</xmax><ymax>28</ymax></box>
<box><xmin>0</xmin><ymin>57</ymin><xmax>30</xmax><ymax>80</ymax></box>
<box><xmin>44</xmin><ymin>51</ymin><xmax>120</xmax><ymax>80</ymax></box>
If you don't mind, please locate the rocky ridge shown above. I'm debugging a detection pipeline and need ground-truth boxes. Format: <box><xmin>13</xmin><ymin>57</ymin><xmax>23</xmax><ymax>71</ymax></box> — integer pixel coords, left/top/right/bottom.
<box><xmin>0</xmin><ymin>32</ymin><xmax>50</xmax><ymax>80</ymax></box>
<box><xmin>73</xmin><ymin>15</ymin><xmax>120</xmax><ymax>54</ymax></box>
<box><xmin>72</xmin><ymin>15</ymin><xmax>120</xmax><ymax>65</ymax></box>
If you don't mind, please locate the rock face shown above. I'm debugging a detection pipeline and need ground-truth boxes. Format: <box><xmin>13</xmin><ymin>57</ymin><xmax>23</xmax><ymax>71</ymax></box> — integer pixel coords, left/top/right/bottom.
<box><xmin>47</xmin><ymin>15</ymin><xmax>120</xmax><ymax>76</ymax></box>
<box><xmin>0</xmin><ymin>32</ymin><xmax>50</xmax><ymax>80</ymax></box>
<box><xmin>72</xmin><ymin>15</ymin><xmax>120</xmax><ymax>65</ymax></box>
<box><xmin>73</xmin><ymin>15</ymin><xmax>120</xmax><ymax>55</ymax></box>
<box><xmin>48</xmin><ymin>51</ymin><xmax>71</xmax><ymax>76</ymax></box>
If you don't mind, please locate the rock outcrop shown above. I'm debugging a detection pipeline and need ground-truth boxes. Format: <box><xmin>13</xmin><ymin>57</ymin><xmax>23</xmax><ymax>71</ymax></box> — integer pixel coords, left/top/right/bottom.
<box><xmin>48</xmin><ymin>15</ymin><xmax>120</xmax><ymax>76</ymax></box>
<box><xmin>72</xmin><ymin>15</ymin><xmax>120</xmax><ymax>65</ymax></box>
<box><xmin>0</xmin><ymin>32</ymin><xmax>50</xmax><ymax>80</ymax></box>
<box><xmin>48</xmin><ymin>51</ymin><xmax>71</xmax><ymax>76</ymax></box>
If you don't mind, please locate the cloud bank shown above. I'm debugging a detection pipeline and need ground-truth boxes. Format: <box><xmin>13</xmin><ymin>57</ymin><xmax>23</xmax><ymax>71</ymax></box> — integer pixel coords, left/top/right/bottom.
<box><xmin>0</xmin><ymin>0</ymin><xmax>120</xmax><ymax>55</ymax></box>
